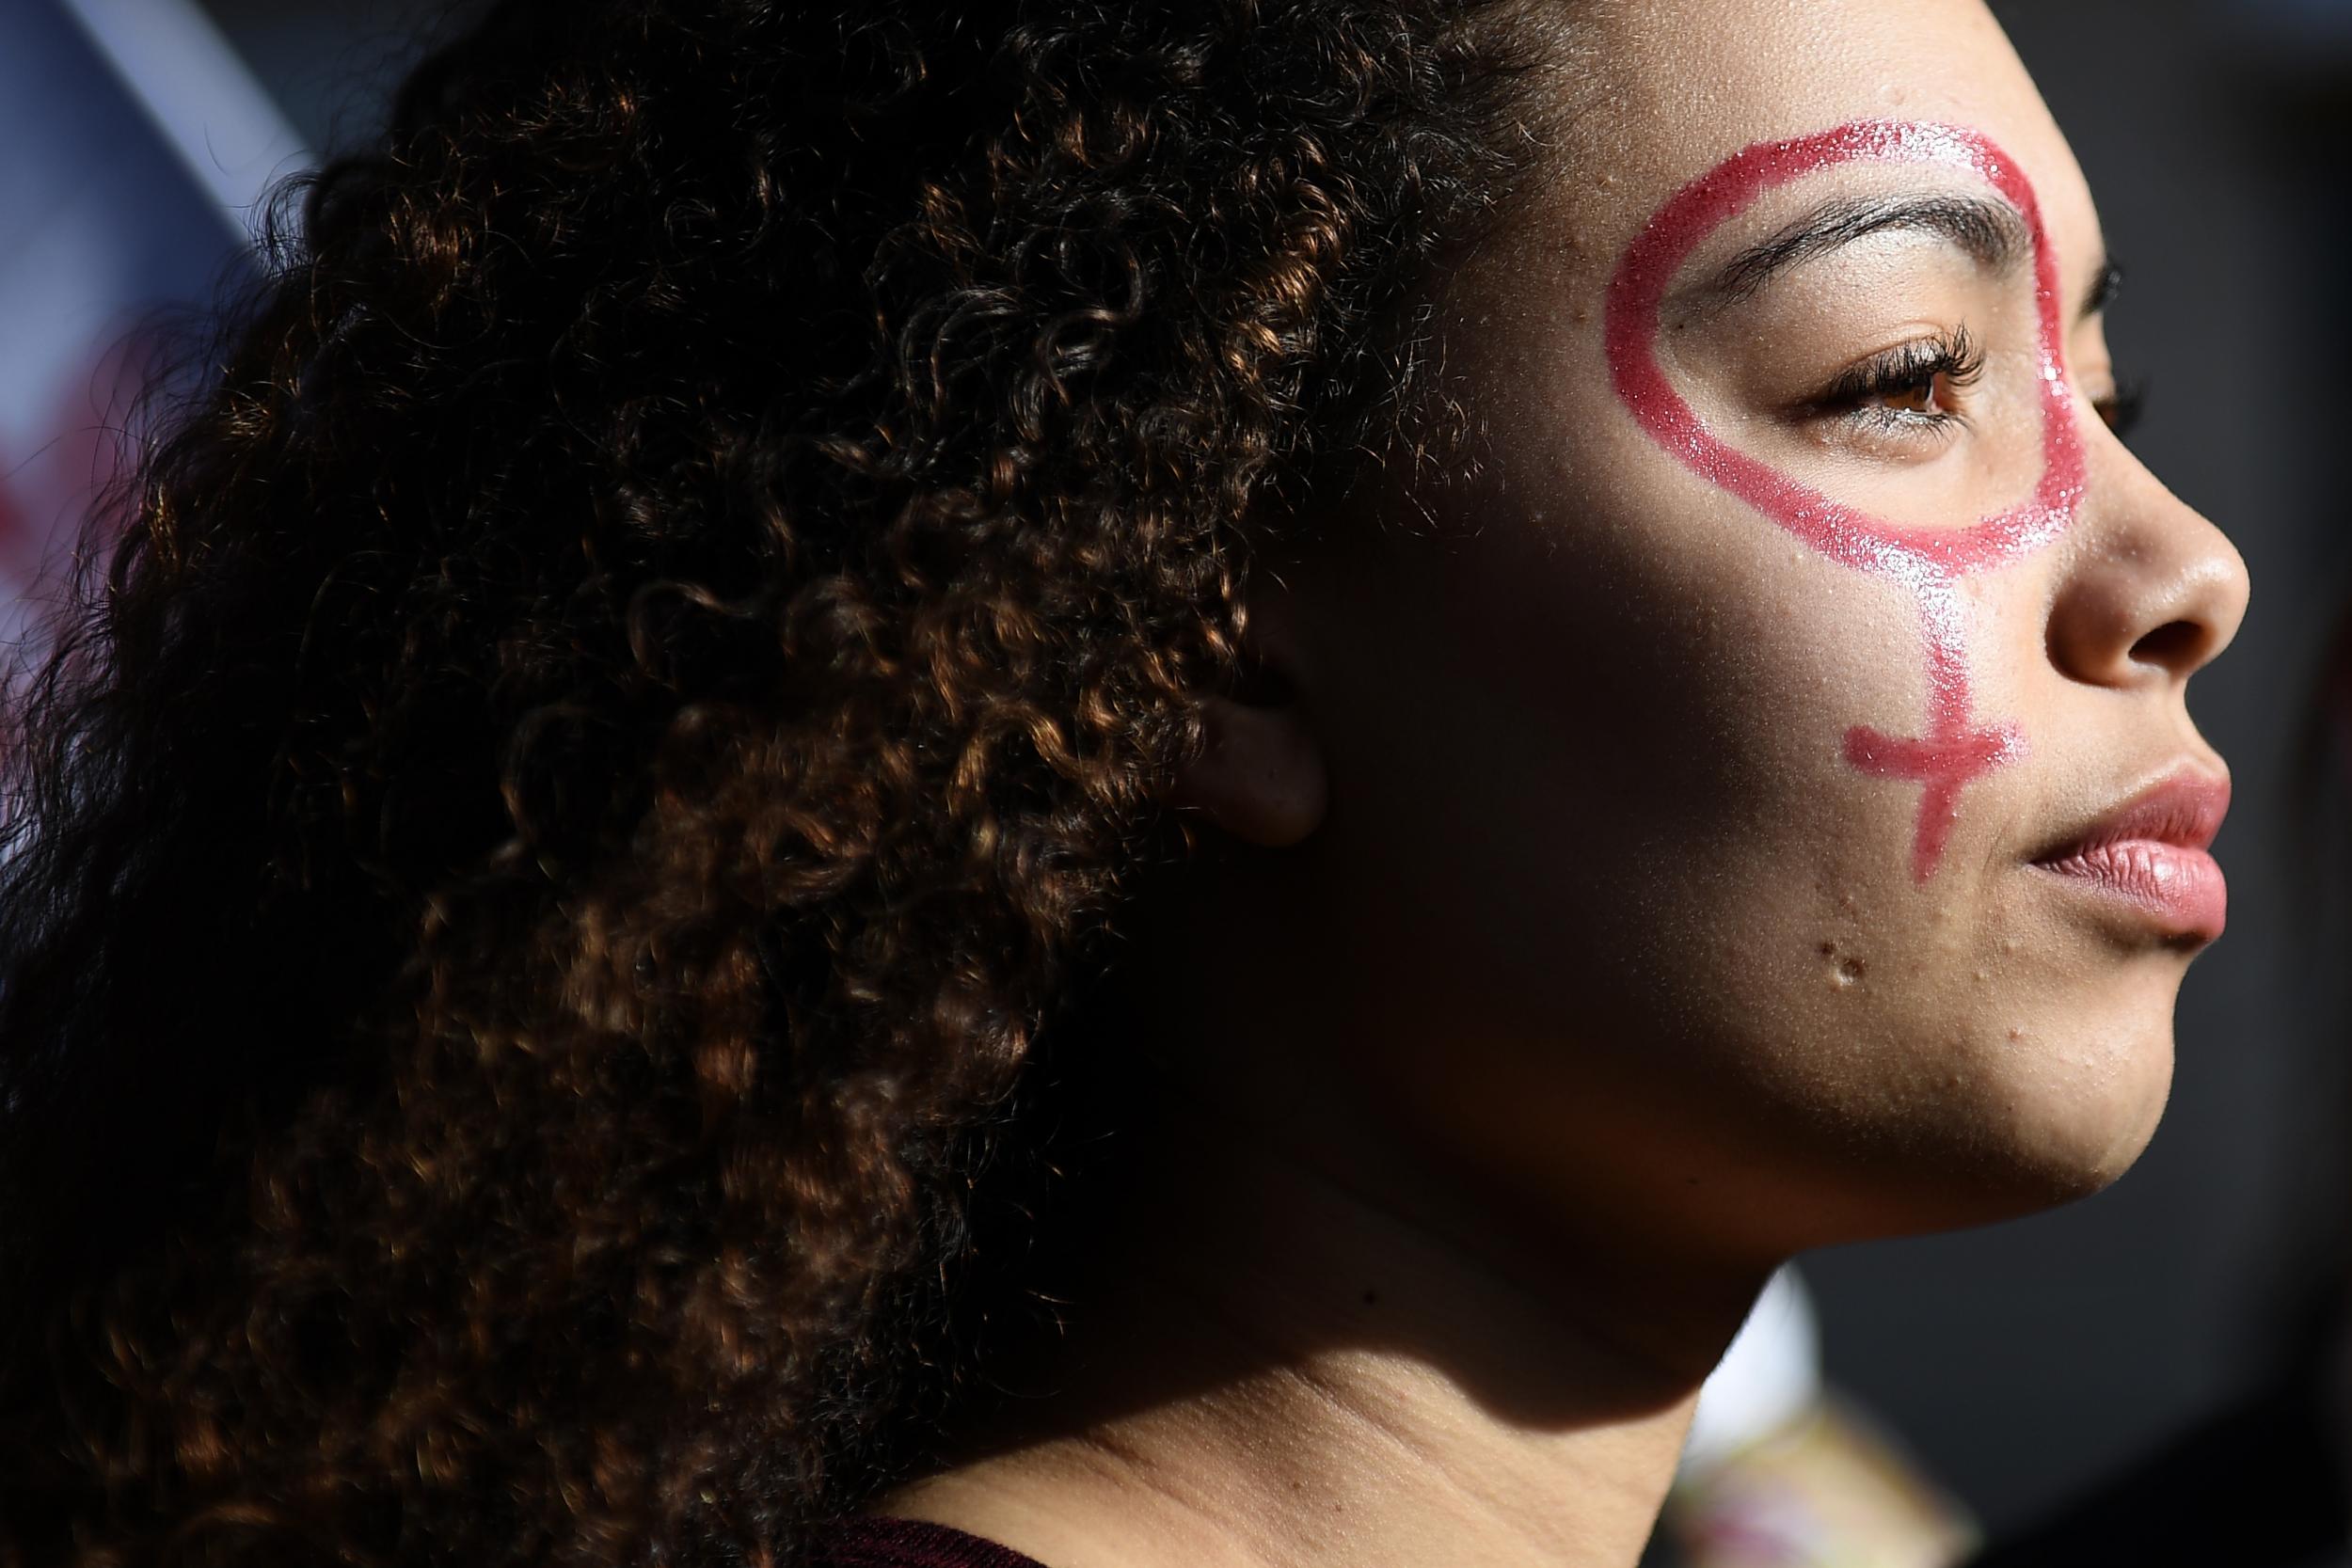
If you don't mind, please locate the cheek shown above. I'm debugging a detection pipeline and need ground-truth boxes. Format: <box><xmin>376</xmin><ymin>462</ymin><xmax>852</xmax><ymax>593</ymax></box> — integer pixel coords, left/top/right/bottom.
<box><xmin>1343</xmin><ymin>472</ymin><xmax>1931</xmax><ymax>922</ymax></box>
<box><xmin>1301</xmin><ymin>466</ymin><xmax>1934</xmax><ymax>1079</ymax></box>
<box><xmin>1296</xmin><ymin>475</ymin><xmax>2168</xmax><ymax>1240</ymax></box>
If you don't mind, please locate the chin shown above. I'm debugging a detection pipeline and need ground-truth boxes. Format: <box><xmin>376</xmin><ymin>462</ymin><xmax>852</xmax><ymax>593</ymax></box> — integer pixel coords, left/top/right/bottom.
<box><xmin>2010</xmin><ymin>1037</ymin><xmax>2174</xmax><ymax>1202</ymax></box>
<box><xmin>1866</xmin><ymin>1008</ymin><xmax>2180</xmax><ymax>1237</ymax></box>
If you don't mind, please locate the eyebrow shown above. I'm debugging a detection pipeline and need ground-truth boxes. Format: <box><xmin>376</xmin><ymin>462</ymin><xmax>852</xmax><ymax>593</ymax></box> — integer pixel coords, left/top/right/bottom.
<box><xmin>1688</xmin><ymin>193</ymin><xmax>2034</xmax><ymax>311</ymax></box>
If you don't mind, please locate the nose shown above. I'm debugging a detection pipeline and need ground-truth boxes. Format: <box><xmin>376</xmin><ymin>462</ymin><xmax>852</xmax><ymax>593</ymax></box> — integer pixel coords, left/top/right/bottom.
<box><xmin>2044</xmin><ymin>441</ymin><xmax>2249</xmax><ymax>691</ymax></box>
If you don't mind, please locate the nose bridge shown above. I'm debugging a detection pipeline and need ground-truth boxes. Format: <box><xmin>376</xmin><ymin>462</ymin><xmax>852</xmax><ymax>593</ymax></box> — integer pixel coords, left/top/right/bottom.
<box><xmin>2042</xmin><ymin>430</ymin><xmax>2249</xmax><ymax>689</ymax></box>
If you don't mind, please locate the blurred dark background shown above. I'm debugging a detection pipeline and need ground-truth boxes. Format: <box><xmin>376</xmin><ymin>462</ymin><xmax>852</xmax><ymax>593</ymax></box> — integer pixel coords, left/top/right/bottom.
<box><xmin>6</xmin><ymin>0</ymin><xmax>2349</xmax><ymax>1544</ymax></box>
<box><xmin>1805</xmin><ymin>0</ymin><xmax>2352</xmax><ymax>1539</ymax></box>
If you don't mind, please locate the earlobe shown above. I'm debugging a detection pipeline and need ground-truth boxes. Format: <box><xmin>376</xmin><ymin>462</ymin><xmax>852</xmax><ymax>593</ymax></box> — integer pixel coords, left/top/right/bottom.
<box><xmin>1170</xmin><ymin>691</ymin><xmax>1328</xmax><ymax>849</ymax></box>
<box><xmin>1171</xmin><ymin>569</ymin><xmax>1329</xmax><ymax>847</ymax></box>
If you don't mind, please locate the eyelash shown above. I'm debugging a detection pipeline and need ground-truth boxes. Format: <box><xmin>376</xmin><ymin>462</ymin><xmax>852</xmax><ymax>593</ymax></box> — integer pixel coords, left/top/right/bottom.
<box><xmin>1811</xmin><ymin>334</ymin><xmax>2148</xmax><ymax>446</ymax></box>
<box><xmin>1812</xmin><ymin>328</ymin><xmax>1987</xmax><ymax>436</ymax></box>
<box><xmin>2095</xmin><ymin>383</ymin><xmax>2146</xmax><ymax>440</ymax></box>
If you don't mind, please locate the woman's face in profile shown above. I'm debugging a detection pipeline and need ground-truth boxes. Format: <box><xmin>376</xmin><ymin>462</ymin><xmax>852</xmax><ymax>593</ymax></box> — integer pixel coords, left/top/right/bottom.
<box><xmin>1191</xmin><ymin>0</ymin><xmax>2250</xmax><ymax>1255</ymax></box>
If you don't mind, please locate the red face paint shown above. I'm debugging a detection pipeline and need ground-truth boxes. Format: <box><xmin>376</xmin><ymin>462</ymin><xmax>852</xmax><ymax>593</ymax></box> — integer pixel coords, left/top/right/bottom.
<box><xmin>1604</xmin><ymin>120</ymin><xmax>2083</xmax><ymax>880</ymax></box>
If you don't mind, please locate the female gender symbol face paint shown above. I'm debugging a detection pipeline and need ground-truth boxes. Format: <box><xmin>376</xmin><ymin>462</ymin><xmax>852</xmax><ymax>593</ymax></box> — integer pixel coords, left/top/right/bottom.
<box><xmin>1605</xmin><ymin>120</ymin><xmax>2086</xmax><ymax>881</ymax></box>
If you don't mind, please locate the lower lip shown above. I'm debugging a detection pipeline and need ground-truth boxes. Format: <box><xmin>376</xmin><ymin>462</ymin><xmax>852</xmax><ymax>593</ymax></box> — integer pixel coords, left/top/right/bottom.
<box><xmin>2033</xmin><ymin>841</ymin><xmax>2228</xmax><ymax>940</ymax></box>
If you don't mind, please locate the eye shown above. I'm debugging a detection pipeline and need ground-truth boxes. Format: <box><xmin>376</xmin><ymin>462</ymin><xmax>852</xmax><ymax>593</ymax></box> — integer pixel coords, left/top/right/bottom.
<box><xmin>1876</xmin><ymin>372</ymin><xmax>1955</xmax><ymax>418</ymax></box>
<box><xmin>2093</xmin><ymin>382</ymin><xmax>2146</xmax><ymax>440</ymax></box>
<box><xmin>1809</xmin><ymin>328</ymin><xmax>1986</xmax><ymax>436</ymax></box>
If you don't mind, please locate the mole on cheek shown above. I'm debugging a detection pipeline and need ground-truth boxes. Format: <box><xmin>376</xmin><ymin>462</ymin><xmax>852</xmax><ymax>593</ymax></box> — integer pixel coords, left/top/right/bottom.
<box><xmin>1818</xmin><ymin>941</ymin><xmax>1867</xmax><ymax>990</ymax></box>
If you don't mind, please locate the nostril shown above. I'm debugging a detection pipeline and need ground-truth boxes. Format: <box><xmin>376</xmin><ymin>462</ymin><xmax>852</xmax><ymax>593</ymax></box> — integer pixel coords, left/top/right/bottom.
<box><xmin>2129</xmin><ymin>619</ymin><xmax>2206</xmax><ymax>671</ymax></box>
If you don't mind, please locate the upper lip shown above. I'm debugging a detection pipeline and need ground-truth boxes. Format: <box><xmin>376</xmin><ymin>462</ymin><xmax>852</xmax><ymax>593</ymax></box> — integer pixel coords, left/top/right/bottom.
<box><xmin>2030</xmin><ymin>770</ymin><xmax>2232</xmax><ymax>866</ymax></box>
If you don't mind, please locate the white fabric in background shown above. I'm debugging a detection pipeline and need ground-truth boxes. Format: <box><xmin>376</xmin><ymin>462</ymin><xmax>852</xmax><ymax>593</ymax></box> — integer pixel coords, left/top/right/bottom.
<box><xmin>1679</xmin><ymin>1265</ymin><xmax>1824</xmax><ymax>1480</ymax></box>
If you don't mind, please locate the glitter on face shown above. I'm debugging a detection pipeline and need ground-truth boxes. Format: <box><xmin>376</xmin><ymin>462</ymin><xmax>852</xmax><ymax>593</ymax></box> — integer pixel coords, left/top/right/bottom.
<box><xmin>1604</xmin><ymin>120</ymin><xmax>2084</xmax><ymax>880</ymax></box>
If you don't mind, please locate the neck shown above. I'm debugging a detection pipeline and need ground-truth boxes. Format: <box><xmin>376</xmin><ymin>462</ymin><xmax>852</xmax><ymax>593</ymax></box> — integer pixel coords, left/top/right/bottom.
<box><xmin>882</xmin><ymin>1112</ymin><xmax>1774</xmax><ymax>1568</ymax></box>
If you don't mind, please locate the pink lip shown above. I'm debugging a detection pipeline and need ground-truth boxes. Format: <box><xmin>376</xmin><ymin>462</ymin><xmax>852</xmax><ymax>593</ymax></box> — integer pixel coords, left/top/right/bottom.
<box><xmin>2030</xmin><ymin>773</ymin><xmax>2231</xmax><ymax>941</ymax></box>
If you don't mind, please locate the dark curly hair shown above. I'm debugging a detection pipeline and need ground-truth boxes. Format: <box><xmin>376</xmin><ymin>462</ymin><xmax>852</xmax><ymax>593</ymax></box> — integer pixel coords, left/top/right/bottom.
<box><xmin>0</xmin><ymin>2</ymin><xmax>1556</xmax><ymax>1561</ymax></box>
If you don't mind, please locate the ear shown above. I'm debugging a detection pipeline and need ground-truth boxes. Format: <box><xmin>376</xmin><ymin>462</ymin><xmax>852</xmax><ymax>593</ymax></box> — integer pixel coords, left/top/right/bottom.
<box><xmin>1168</xmin><ymin>579</ymin><xmax>1328</xmax><ymax>849</ymax></box>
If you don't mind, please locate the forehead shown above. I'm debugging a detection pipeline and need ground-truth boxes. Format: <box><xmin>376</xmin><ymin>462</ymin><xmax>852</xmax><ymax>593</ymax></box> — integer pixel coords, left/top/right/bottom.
<box><xmin>1515</xmin><ymin>0</ymin><xmax>2100</xmax><ymax>274</ymax></box>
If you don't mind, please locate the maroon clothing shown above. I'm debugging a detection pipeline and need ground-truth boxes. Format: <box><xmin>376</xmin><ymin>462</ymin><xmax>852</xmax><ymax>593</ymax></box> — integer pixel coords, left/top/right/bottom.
<box><xmin>812</xmin><ymin>1517</ymin><xmax>1046</xmax><ymax>1568</ymax></box>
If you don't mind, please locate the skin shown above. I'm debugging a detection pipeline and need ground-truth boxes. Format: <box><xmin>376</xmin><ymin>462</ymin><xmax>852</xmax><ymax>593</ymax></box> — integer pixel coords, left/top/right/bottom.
<box><xmin>886</xmin><ymin>2</ymin><xmax>2251</xmax><ymax>1565</ymax></box>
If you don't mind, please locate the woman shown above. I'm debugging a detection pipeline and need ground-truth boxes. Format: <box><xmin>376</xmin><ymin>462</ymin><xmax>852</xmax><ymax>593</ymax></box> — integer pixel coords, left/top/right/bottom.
<box><xmin>0</xmin><ymin>1</ymin><xmax>2246</xmax><ymax>1565</ymax></box>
